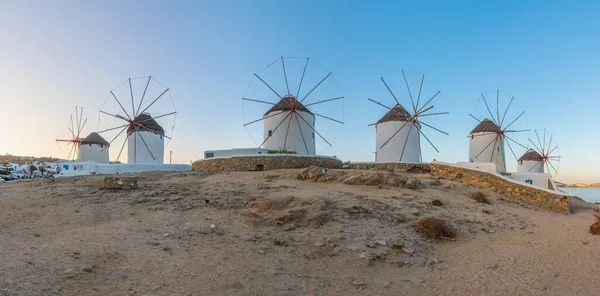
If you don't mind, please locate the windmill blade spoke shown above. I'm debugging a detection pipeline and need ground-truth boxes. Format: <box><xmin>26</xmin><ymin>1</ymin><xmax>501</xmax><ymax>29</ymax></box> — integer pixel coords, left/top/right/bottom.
<box><xmin>296</xmin><ymin>112</ymin><xmax>332</xmax><ymax>146</ymax></box>
<box><xmin>75</xmin><ymin>107</ymin><xmax>80</xmax><ymax>139</ymax></box>
<box><xmin>68</xmin><ymin>127</ymin><xmax>76</xmax><ymax>139</ymax></box>
<box><xmin>77</xmin><ymin>119</ymin><xmax>88</xmax><ymax>139</ymax></box>
<box><xmin>418</xmin><ymin>121</ymin><xmax>449</xmax><ymax>135</ymax></box>
<box><xmin>111</xmin><ymin>91</ymin><xmax>132</xmax><ymax>120</ymax></box>
<box><xmin>469</xmin><ymin>113</ymin><xmax>482</xmax><ymax>123</ymax></box>
<box><xmin>368</xmin><ymin>123</ymin><xmax>377</xmax><ymax>126</ymax></box>
<box><xmin>505</xmin><ymin>134</ymin><xmax>528</xmax><ymax>150</ymax></box>
<box><xmin>138</xmin><ymin>133</ymin><xmax>156</xmax><ymax>160</ymax></box>
<box><xmin>496</xmin><ymin>90</ymin><xmax>500</xmax><ymax>128</ymax></box>
<box><xmin>368</xmin><ymin>98</ymin><xmax>396</xmax><ymax>112</ymax></box>
<box><xmin>67</xmin><ymin>144</ymin><xmax>74</xmax><ymax>161</ymax></box>
<box><xmin>70</xmin><ymin>115</ymin><xmax>75</xmax><ymax>139</ymax></box>
<box><xmin>500</xmin><ymin>96</ymin><xmax>514</xmax><ymax>128</ymax></box>
<box><xmin>295</xmin><ymin>57</ymin><xmax>310</xmax><ymax>99</ymax></box>
<box><xmin>415</xmin><ymin>74</ymin><xmax>425</xmax><ymax>111</ymax></box>
<box><xmin>103</xmin><ymin>126</ymin><xmax>129</xmax><ymax>151</ymax></box>
<box><xmin>504</xmin><ymin>111</ymin><xmax>525</xmax><ymax>131</ymax></box>
<box><xmin>415</xmin><ymin>105</ymin><xmax>434</xmax><ymax>116</ymax></box>
<box><xmin>418</xmin><ymin>112</ymin><xmax>449</xmax><ymax>117</ymax></box>
<box><xmin>547</xmin><ymin>134</ymin><xmax>553</xmax><ymax>156</ymax></box>
<box><xmin>475</xmin><ymin>137</ymin><xmax>498</xmax><ymax>159</ymax></box>
<box><xmin>399</xmin><ymin>123</ymin><xmax>414</xmax><ymax>161</ymax></box>
<box><xmin>258</xmin><ymin>112</ymin><xmax>293</xmax><ymax>149</ymax></box>
<box><xmin>100</xmin><ymin>110</ymin><xmax>129</xmax><ymax>122</ymax></box>
<box><xmin>417</xmin><ymin>90</ymin><xmax>441</xmax><ymax>113</ymax></box>
<box><xmin>300</xmin><ymin>72</ymin><xmax>331</xmax><ymax>104</ymax></box>
<box><xmin>136</xmin><ymin>76</ymin><xmax>152</xmax><ymax>117</ymax></box>
<box><xmin>547</xmin><ymin>156</ymin><xmax>561</xmax><ymax>159</ymax></box>
<box><xmin>528</xmin><ymin>161</ymin><xmax>541</xmax><ymax>172</ymax></box>
<box><xmin>137</xmin><ymin>88</ymin><xmax>169</xmax><ymax>117</ymax></box>
<box><xmin>417</xmin><ymin>126</ymin><xmax>439</xmax><ymax>153</ymax></box>
<box><xmin>304</xmin><ymin>96</ymin><xmax>344</xmax><ymax>107</ymax></box>
<box><xmin>283</xmin><ymin>112</ymin><xmax>293</xmax><ymax>150</ymax></box>
<box><xmin>129</xmin><ymin>78</ymin><xmax>135</xmax><ymax>117</ymax></box>
<box><xmin>56</xmin><ymin>139</ymin><xmax>78</xmax><ymax>143</ymax></box>
<box><xmin>379</xmin><ymin>120</ymin><xmax>411</xmax><ymax>149</ymax></box>
<box><xmin>137</xmin><ymin>112</ymin><xmax>177</xmax><ymax>123</ymax></box>
<box><xmin>77</xmin><ymin>107</ymin><xmax>84</xmax><ymax>138</ymax></box>
<box><xmin>534</xmin><ymin>130</ymin><xmax>544</xmax><ymax>154</ymax></box>
<box><xmin>380</xmin><ymin>77</ymin><xmax>400</xmax><ymax>106</ymax></box>
<box><xmin>528</xmin><ymin>139</ymin><xmax>543</xmax><ymax>153</ymax></box>
<box><xmin>244</xmin><ymin>111</ymin><xmax>285</xmax><ymax>126</ymax></box>
<box><xmin>116</xmin><ymin>136</ymin><xmax>128</xmax><ymax>162</ymax></box>
<box><xmin>254</xmin><ymin>73</ymin><xmax>282</xmax><ymax>99</ymax></box>
<box><xmin>504</xmin><ymin>136</ymin><xmax>519</xmax><ymax>161</ymax></box>
<box><xmin>242</xmin><ymin>98</ymin><xmax>276</xmax><ymax>105</ymax></box>
<box><xmin>401</xmin><ymin>69</ymin><xmax>416</xmax><ymax>113</ymax></box>
<box><xmin>481</xmin><ymin>94</ymin><xmax>497</xmax><ymax>125</ymax></box>
<box><xmin>294</xmin><ymin>113</ymin><xmax>310</xmax><ymax>154</ymax></box>
<box><xmin>281</xmin><ymin>56</ymin><xmax>291</xmax><ymax>95</ymax></box>
<box><xmin>543</xmin><ymin>129</ymin><xmax>546</xmax><ymax>155</ymax></box>
<box><xmin>546</xmin><ymin>159</ymin><xmax>559</xmax><ymax>174</ymax></box>
<box><xmin>313</xmin><ymin>113</ymin><xmax>344</xmax><ymax>124</ymax></box>
<box><xmin>97</xmin><ymin>124</ymin><xmax>129</xmax><ymax>134</ymax></box>
<box><xmin>504</xmin><ymin>129</ymin><xmax>530</xmax><ymax>133</ymax></box>
<box><xmin>490</xmin><ymin>137</ymin><xmax>498</xmax><ymax>162</ymax></box>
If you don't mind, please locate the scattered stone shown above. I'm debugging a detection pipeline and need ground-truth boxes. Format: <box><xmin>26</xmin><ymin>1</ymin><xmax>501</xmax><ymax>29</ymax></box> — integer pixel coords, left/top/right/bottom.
<box><xmin>163</xmin><ymin>233</ymin><xmax>170</xmax><ymax>237</ymax></box>
<box><xmin>391</xmin><ymin>261</ymin><xmax>406</xmax><ymax>267</ymax></box>
<box><xmin>377</xmin><ymin>240</ymin><xmax>387</xmax><ymax>246</ymax></box>
<box><xmin>315</xmin><ymin>241</ymin><xmax>326</xmax><ymax>247</ymax></box>
<box><xmin>83</xmin><ymin>267</ymin><xmax>94</xmax><ymax>273</ymax></box>
<box><xmin>110</xmin><ymin>273</ymin><xmax>129</xmax><ymax>280</ymax></box>
<box><xmin>402</xmin><ymin>247</ymin><xmax>415</xmax><ymax>255</ymax></box>
<box><xmin>431</xmin><ymin>200</ymin><xmax>443</xmax><ymax>206</ymax></box>
<box><xmin>431</xmin><ymin>258</ymin><xmax>441</xmax><ymax>264</ymax></box>
<box><xmin>103</xmin><ymin>176</ymin><xmax>138</xmax><ymax>190</ymax></box>
<box><xmin>351</xmin><ymin>280</ymin><xmax>365</xmax><ymax>287</ymax></box>
<box><xmin>34</xmin><ymin>233</ymin><xmax>41</xmax><ymax>237</ymax></box>
<box><xmin>359</xmin><ymin>251</ymin><xmax>373</xmax><ymax>260</ymax></box>
<box><xmin>307</xmin><ymin>167</ymin><xmax>324</xmax><ymax>180</ymax></box>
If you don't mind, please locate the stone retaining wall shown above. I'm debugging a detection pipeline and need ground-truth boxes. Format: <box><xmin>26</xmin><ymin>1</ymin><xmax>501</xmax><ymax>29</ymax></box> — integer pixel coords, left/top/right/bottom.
<box><xmin>192</xmin><ymin>156</ymin><xmax>342</xmax><ymax>173</ymax></box>
<box><xmin>430</xmin><ymin>162</ymin><xmax>570</xmax><ymax>214</ymax></box>
<box><xmin>347</xmin><ymin>162</ymin><xmax>430</xmax><ymax>172</ymax></box>
<box><xmin>103</xmin><ymin>176</ymin><xmax>138</xmax><ymax>190</ymax></box>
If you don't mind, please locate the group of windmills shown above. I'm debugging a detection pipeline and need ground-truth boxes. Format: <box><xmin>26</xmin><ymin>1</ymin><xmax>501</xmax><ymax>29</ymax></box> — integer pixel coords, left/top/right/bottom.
<box><xmin>55</xmin><ymin>56</ymin><xmax>560</xmax><ymax>179</ymax></box>
<box><xmin>56</xmin><ymin>77</ymin><xmax>176</xmax><ymax>165</ymax></box>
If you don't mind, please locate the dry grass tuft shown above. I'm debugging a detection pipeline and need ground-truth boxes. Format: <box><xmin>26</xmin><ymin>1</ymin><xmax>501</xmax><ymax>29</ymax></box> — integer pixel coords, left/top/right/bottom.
<box><xmin>431</xmin><ymin>199</ymin><xmax>443</xmax><ymax>206</ymax></box>
<box><xmin>415</xmin><ymin>218</ymin><xmax>456</xmax><ymax>239</ymax></box>
<box><xmin>470</xmin><ymin>191</ymin><xmax>490</xmax><ymax>204</ymax></box>
<box><xmin>591</xmin><ymin>213</ymin><xmax>600</xmax><ymax>235</ymax></box>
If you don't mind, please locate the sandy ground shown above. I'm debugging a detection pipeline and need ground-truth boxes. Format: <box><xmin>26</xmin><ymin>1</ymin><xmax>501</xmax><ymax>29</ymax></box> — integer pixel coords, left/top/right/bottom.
<box><xmin>0</xmin><ymin>169</ymin><xmax>598</xmax><ymax>296</ymax></box>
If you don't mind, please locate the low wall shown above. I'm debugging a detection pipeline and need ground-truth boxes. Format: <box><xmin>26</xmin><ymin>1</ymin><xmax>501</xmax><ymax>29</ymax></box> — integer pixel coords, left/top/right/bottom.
<box><xmin>347</xmin><ymin>162</ymin><xmax>430</xmax><ymax>172</ymax></box>
<box><xmin>430</xmin><ymin>162</ymin><xmax>570</xmax><ymax>214</ymax></box>
<box><xmin>192</xmin><ymin>155</ymin><xmax>342</xmax><ymax>173</ymax></box>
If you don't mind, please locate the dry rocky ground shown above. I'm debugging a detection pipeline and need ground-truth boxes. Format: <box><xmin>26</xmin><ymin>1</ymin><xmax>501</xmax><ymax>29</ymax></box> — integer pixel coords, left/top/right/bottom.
<box><xmin>0</xmin><ymin>169</ymin><xmax>599</xmax><ymax>295</ymax></box>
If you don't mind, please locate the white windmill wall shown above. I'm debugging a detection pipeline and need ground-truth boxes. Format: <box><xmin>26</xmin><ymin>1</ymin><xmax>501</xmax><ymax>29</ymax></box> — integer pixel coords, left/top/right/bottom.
<box><xmin>376</xmin><ymin>121</ymin><xmax>421</xmax><ymax>163</ymax></box>
<box><xmin>263</xmin><ymin>111</ymin><xmax>316</xmax><ymax>155</ymax></box>
<box><xmin>517</xmin><ymin>160</ymin><xmax>544</xmax><ymax>173</ymax></box>
<box><xmin>469</xmin><ymin>132</ymin><xmax>506</xmax><ymax>173</ymax></box>
<box><xmin>127</xmin><ymin>131</ymin><xmax>165</xmax><ymax>164</ymax></box>
<box><xmin>77</xmin><ymin>144</ymin><xmax>109</xmax><ymax>163</ymax></box>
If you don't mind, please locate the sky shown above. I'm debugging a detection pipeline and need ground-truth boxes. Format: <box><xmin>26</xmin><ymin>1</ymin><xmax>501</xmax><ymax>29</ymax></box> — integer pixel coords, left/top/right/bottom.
<box><xmin>0</xmin><ymin>0</ymin><xmax>599</xmax><ymax>183</ymax></box>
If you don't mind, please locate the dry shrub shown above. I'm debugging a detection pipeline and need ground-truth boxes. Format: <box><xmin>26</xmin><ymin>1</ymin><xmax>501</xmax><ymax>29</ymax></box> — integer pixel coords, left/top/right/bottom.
<box><xmin>415</xmin><ymin>218</ymin><xmax>456</xmax><ymax>239</ymax></box>
<box><xmin>431</xmin><ymin>199</ymin><xmax>443</xmax><ymax>206</ymax></box>
<box><xmin>471</xmin><ymin>191</ymin><xmax>490</xmax><ymax>204</ymax></box>
<box><xmin>591</xmin><ymin>213</ymin><xmax>600</xmax><ymax>235</ymax></box>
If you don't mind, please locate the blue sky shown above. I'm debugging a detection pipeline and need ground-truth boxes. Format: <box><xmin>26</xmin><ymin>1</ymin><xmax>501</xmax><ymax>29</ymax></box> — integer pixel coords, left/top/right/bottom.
<box><xmin>0</xmin><ymin>1</ymin><xmax>598</xmax><ymax>183</ymax></box>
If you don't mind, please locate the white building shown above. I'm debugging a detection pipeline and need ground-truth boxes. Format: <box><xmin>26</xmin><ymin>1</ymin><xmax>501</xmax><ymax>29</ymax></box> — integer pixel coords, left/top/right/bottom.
<box><xmin>375</xmin><ymin>104</ymin><xmax>420</xmax><ymax>163</ymax></box>
<box><xmin>204</xmin><ymin>148</ymin><xmax>269</xmax><ymax>159</ymax></box>
<box><xmin>127</xmin><ymin>113</ymin><xmax>165</xmax><ymax>164</ymax></box>
<box><xmin>517</xmin><ymin>149</ymin><xmax>544</xmax><ymax>173</ymax></box>
<box><xmin>469</xmin><ymin>118</ymin><xmax>506</xmax><ymax>173</ymax></box>
<box><xmin>263</xmin><ymin>95</ymin><xmax>316</xmax><ymax>155</ymax></box>
<box><xmin>78</xmin><ymin>132</ymin><xmax>110</xmax><ymax>163</ymax></box>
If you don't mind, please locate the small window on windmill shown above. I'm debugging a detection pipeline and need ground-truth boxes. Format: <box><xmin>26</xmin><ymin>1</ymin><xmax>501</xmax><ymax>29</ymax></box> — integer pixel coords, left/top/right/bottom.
<box><xmin>268</xmin><ymin>130</ymin><xmax>273</xmax><ymax>137</ymax></box>
<box><xmin>312</xmin><ymin>132</ymin><xmax>315</xmax><ymax>139</ymax></box>
<box><xmin>471</xmin><ymin>135</ymin><xmax>474</xmax><ymax>139</ymax></box>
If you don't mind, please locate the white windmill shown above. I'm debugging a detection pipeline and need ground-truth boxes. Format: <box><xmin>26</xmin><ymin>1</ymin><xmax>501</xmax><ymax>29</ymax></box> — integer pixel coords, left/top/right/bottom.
<box><xmin>56</xmin><ymin>107</ymin><xmax>110</xmax><ymax>163</ymax></box>
<box><xmin>97</xmin><ymin>77</ymin><xmax>177</xmax><ymax>164</ymax></box>
<box><xmin>468</xmin><ymin>90</ymin><xmax>529</xmax><ymax>173</ymax></box>
<box><xmin>242</xmin><ymin>57</ymin><xmax>344</xmax><ymax>155</ymax></box>
<box><xmin>368</xmin><ymin>70</ymin><xmax>448</xmax><ymax>163</ymax></box>
<box><xmin>517</xmin><ymin>129</ymin><xmax>560</xmax><ymax>175</ymax></box>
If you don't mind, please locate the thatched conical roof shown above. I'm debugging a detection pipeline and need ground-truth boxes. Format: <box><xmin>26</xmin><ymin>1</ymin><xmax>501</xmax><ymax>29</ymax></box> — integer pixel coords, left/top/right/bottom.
<box><xmin>470</xmin><ymin>118</ymin><xmax>500</xmax><ymax>134</ymax></box>
<box><xmin>377</xmin><ymin>104</ymin><xmax>412</xmax><ymax>124</ymax></box>
<box><xmin>518</xmin><ymin>149</ymin><xmax>543</xmax><ymax>162</ymax></box>
<box><xmin>80</xmin><ymin>132</ymin><xmax>109</xmax><ymax>146</ymax></box>
<box><xmin>127</xmin><ymin>113</ymin><xmax>165</xmax><ymax>136</ymax></box>
<box><xmin>264</xmin><ymin>95</ymin><xmax>312</xmax><ymax>116</ymax></box>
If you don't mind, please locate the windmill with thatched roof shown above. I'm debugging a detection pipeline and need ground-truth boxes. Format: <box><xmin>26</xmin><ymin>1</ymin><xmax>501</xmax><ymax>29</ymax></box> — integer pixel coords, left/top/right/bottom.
<box><xmin>368</xmin><ymin>70</ymin><xmax>448</xmax><ymax>163</ymax></box>
<box><xmin>517</xmin><ymin>129</ymin><xmax>560</xmax><ymax>175</ymax></box>
<box><xmin>78</xmin><ymin>132</ymin><xmax>110</xmax><ymax>163</ymax></box>
<box><xmin>242</xmin><ymin>57</ymin><xmax>345</xmax><ymax>155</ymax></box>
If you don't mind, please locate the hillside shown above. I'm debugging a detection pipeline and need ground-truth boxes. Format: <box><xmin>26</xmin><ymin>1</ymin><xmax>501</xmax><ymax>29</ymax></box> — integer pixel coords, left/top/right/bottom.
<box><xmin>0</xmin><ymin>169</ymin><xmax>599</xmax><ymax>295</ymax></box>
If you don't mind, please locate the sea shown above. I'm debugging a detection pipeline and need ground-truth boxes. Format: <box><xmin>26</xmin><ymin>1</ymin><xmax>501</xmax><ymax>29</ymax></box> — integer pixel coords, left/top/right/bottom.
<box><xmin>559</xmin><ymin>187</ymin><xmax>600</xmax><ymax>204</ymax></box>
